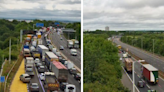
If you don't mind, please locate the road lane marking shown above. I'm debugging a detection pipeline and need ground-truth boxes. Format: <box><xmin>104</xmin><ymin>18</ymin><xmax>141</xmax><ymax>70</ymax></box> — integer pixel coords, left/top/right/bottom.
<box><xmin>121</xmin><ymin>66</ymin><xmax>140</xmax><ymax>92</ymax></box>
<box><xmin>48</xmin><ymin>31</ymin><xmax>81</xmax><ymax>72</ymax></box>
<box><xmin>146</xmin><ymin>84</ymin><xmax>150</xmax><ymax>89</ymax></box>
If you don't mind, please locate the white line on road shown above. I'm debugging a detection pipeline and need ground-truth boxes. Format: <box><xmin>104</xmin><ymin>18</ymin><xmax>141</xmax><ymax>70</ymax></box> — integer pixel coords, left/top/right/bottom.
<box><xmin>121</xmin><ymin>66</ymin><xmax>140</xmax><ymax>92</ymax></box>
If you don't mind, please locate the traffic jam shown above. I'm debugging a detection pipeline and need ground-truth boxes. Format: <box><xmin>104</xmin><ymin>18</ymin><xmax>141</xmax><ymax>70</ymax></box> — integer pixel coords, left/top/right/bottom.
<box><xmin>20</xmin><ymin>27</ymin><xmax>81</xmax><ymax>92</ymax></box>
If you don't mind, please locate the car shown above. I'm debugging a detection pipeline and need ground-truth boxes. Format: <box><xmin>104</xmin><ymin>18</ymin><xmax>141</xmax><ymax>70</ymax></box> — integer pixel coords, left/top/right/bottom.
<box><xmin>36</xmin><ymin>62</ymin><xmax>42</xmax><ymax>68</ymax></box>
<box><xmin>69</xmin><ymin>68</ymin><xmax>77</xmax><ymax>75</ymax></box>
<box><xmin>60</xmin><ymin>82</ymin><xmax>69</xmax><ymax>91</ymax></box>
<box><xmin>34</xmin><ymin>58</ymin><xmax>40</xmax><ymax>64</ymax></box>
<box><xmin>38</xmin><ymin>66</ymin><xmax>45</xmax><ymax>73</ymax></box>
<box><xmin>29</xmin><ymin>83</ymin><xmax>39</xmax><ymax>92</ymax></box>
<box><xmin>74</xmin><ymin>73</ymin><xmax>81</xmax><ymax>81</ymax></box>
<box><xmin>60</xmin><ymin>37</ymin><xmax>63</xmax><ymax>40</ymax></box>
<box><xmin>20</xmin><ymin>74</ymin><xmax>31</xmax><ymax>83</ymax></box>
<box><xmin>147</xmin><ymin>90</ymin><xmax>156</xmax><ymax>92</ymax></box>
<box><xmin>137</xmin><ymin>81</ymin><xmax>144</xmax><ymax>88</ymax></box>
<box><xmin>39</xmin><ymin>73</ymin><xmax>45</xmax><ymax>81</ymax></box>
<box><xmin>60</xmin><ymin>59</ymin><xmax>66</xmax><ymax>64</ymax></box>
<box><xmin>59</xmin><ymin>45</ymin><xmax>64</xmax><ymax>50</ymax></box>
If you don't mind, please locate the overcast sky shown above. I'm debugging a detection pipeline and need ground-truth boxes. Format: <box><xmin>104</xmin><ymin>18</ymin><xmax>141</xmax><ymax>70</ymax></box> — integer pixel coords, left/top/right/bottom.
<box><xmin>0</xmin><ymin>0</ymin><xmax>81</xmax><ymax>21</ymax></box>
<box><xmin>84</xmin><ymin>0</ymin><xmax>164</xmax><ymax>30</ymax></box>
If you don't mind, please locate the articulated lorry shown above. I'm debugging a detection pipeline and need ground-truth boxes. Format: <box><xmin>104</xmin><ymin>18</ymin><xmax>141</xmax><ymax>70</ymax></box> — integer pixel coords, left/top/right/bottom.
<box><xmin>67</xmin><ymin>40</ymin><xmax>73</xmax><ymax>49</ymax></box>
<box><xmin>43</xmin><ymin>72</ymin><xmax>60</xmax><ymax>91</ymax></box>
<box><xmin>37</xmin><ymin>45</ymin><xmax>49</xmax><ymax>61</ymax></box>
<box><xmin>71</xmin><ymin>39</ymin><xmax>79</xmax><ymax>48</ymax></box>
<box><xmin>142</xmin><ymin>64</ymin><xmax>158</xmax><ymax>84</ymax></box>
<box><xmin>50</xmin><ymin>61</ymin><xmax>68</xmax><ymax>83</ymax></box>
<box><xmin>45</xmin><ymin>52</ymin><xmax>59</xmax><ymax>69</ymax></box>
<box><xmin>124</xmin><ymin>58</ymin><xmax>133</xmax><ymax>72</ymax></box>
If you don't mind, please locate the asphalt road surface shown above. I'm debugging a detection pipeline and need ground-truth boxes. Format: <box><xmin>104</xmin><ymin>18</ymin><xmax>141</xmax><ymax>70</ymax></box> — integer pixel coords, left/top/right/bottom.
<box><xmin>119</xmin><ymin>53</ymin><xmax>150</xmax><ymax>92</ymax></box>
<box><xmin>116</xmin><ymin>39</ymin><xmax>164</xmax><ymax>92</ymax></box>
<box><xmin>49</xmin><ymin>31</ymin><xmax>81</xmax><ymax>69</ymax></box>
<box><xmin>42</xmin><ymin>33</ymin><xmax>81</xmax><ymax>92</ymax></box>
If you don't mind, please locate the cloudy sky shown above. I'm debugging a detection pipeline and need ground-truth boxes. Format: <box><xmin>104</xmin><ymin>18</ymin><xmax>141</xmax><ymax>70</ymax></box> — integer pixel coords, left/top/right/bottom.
<box><xmin>84</xmin><ymin>0</ymin><xmax>164</xmax><ymax>30</ymax></box>
<box><xmin>0</xmin><ymin>0</ymin><xmax>81</xmax><ymax>21</ymax></box>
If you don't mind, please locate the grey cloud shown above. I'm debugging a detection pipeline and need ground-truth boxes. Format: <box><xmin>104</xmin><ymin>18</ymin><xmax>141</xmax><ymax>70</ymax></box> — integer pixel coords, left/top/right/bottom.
<box><xmin>0</xmin><ymin>9</ymin><xmax>80</xmax><ymax>21</ymax></box>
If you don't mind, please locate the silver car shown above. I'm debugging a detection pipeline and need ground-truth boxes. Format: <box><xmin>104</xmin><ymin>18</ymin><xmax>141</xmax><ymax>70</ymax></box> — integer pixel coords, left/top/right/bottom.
<box><xmin>20</xmin><ymin>74</ymin><xmax>31</xmax><ymax>83</ymax></box>
<box><xmin>30</xmin><ymin>83</ymin><xmax>39</xmax><ymax>92</ymax></box>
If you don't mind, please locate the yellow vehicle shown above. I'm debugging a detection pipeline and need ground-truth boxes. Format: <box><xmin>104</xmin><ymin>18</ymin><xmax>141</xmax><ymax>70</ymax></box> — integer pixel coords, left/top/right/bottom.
<box><xmin>117</xmin><ymin>45</ymin><xmax>121</xmax><ymax>49</ymax></box>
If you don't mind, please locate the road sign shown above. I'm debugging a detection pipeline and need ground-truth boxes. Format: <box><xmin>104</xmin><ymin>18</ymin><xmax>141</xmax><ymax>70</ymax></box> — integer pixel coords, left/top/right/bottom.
<box><xmin>36</xmin><ymin>23</ymin><xmax>44</xmax><ymax>27</ymax></box>
<box><xmin>54</xmin><ymin>22</ymin><xmax>60</xmax><ymax>25</ymax></box>
<box><xmin>0</xmin><ymin>76</ymin><xmax>5</xmax><ymax>82</ymax></box>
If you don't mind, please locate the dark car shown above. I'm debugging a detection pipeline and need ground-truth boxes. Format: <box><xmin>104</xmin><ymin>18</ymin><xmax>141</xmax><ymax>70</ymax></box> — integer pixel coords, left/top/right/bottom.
<box><xmin>36</xmin><ymin>63</ymin><xmax>42</xmax><ymax>68</ymax></box>
<box><xmin>69</xmin><ymin>68</ymin><xmax>77</xmax><ymax>75</ymax></box>
<box><xmin>38</xmin><ymin>66</ymin><xmax>45</xmax><ymax>73</ymax></box>
<box><xmin>59</xmin><ymin>45</ymin><xmax>64</xmax><ymax>50</ymax></box>
<box><xmin>74</xmin><ymin>73</ymin><xmax>81</xmax><ymax>81</ymax></box>
<box><xmin>29</xmin><ymin>83</ymin><xmax>39</xmax><ymax>92</ymax></box>
<box><xmin>60</xmin><ymin>59</ymin><xmax>67</xmax><ymax>64</ymax></box>
<box><xmin>137</xmin><ymin>81</ymin><xmax>144</xmax><ymax>88</ymax></box>
<box><xmin>60</xmin><ymin>82</ymin><xmax>68</xmax><ymax>91</ymax></box>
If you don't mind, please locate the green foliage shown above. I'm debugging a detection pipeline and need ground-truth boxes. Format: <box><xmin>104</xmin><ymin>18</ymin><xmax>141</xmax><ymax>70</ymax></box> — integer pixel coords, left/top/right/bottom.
<box><xmin>120</xmin><ymin>32</ymin><xmax>164</xmax><ymax>56</ymax></box>
<box><xmin>84</xmin><ymin>34</ymin><xmax>129</xmax><ymax>92</ymax></box>
<box><xmin>65</xmin><ymin>22</ymin><xmax>81</xmax><ymax>47</ymax></box>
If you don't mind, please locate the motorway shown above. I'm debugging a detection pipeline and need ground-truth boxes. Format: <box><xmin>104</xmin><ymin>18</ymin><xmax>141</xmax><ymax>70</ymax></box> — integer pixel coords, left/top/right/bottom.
<box><xmin>49</xmin><ymin>30</ymin><xmax>81</xmax><ymax>69</ymax></box>
<box><xmin>41</xmin><ymin>33</ymin><xmax>81</xmax><ymax>92</ymax></box>
<box><xmin>115</xmin><ymin>38</ymin><xmax>164</xmax><ymax>92</ymax></box>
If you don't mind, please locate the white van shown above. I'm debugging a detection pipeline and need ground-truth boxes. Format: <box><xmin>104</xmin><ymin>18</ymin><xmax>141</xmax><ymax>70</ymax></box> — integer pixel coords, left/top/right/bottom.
<box><xmin>65</xmin><ymin>84</ymin><xmax>76</xmax><ymax>92</ymax></box>
<box><xmin>70</xmin><ymin>49</ymin><xmax>77</xmax><ymax>56</ymax></box>
<box><xmin>32</xmin><ymin>41</ymin><xmax>37</xmax><ymax>47</ymax></box>
<box><xmin>52</xmin><ymin>48</ymin><xmax>57</xmax><ymax>54</ymax></box>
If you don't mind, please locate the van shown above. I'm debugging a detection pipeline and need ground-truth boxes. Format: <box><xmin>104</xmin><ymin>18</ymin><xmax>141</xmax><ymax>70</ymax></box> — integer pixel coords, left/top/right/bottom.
<box><xmin>20</xmin><ymin>74</ymin><xmax>31</xmax><ymax>83</ymax></box>
<box><xmin>30</xmin><ymin>46</ymin><xmax>36</xmax><ymax>52</ymax></box>
<box><xmin>26</xmin><ymin>64</ymin><xmax>33</xmax><ymax>72</ymax></box>
<box><xmin>52</xmin><ymin>48</ymin><xmax>57</xmax><ymax>54</ymax></box>
<box><xmin>65</xmin><ymin>84</ymin><xmax>76</xmax><ymax>92</ymax></box>
<box><xmin>70</xmin><ymin>49</ymin><xmax>77</xmax><ymax>56</ymax></box>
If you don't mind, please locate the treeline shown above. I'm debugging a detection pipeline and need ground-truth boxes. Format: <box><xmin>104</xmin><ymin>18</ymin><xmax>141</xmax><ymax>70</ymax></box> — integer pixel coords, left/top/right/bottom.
<box><xmin>120</xmin><ymin>33</ymin><xmax>164</xmax><ymax>56</ymax></box>
<box><xmin>84</xmin><ymin>34</ymin><xmax>129</xmax><ymax>92</ymax></box>
<box><xmin>0</xmin><ymin>19</ymin><xmax>75</xmax><ymax>66</ymax></box>
<box><xmin>65</xmin><ymin>22</ymin><xmax>81</xmax><ymax>47</ymax></box>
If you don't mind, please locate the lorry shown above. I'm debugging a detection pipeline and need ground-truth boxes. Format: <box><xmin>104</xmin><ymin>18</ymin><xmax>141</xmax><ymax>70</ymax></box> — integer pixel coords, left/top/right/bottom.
<box><xmin>124</xmin><ymin>58</ymin><xmax>133</xmax><ymax>72</ymax></box>
<box><xmin>71</xmin><ymin>39</ymin><xmax>79</xmax><ymax>48</ymax></box>
<box><xmin>67</xmin><ymin>40</ymin><xmax>73</xmax><ymax>49</ymax></box>
<box><xmin>24</xmin><ymin>45</ymin><xmax>29</xmax><ymax>49</ymax></box>
<box><xmin>32</xmin><ymin>41</ymin><xmax>37</xmax><ymax>47</ymax></box>
<box><xmin>36</xmin><ymin>32</ymin><xmax>41</xmax><ymax>39</ymax></box>
<box><xmin>43</xmin><ymin>72</ymin><xmax>60</xmax><ymax>91</ymax></box>
<box><xmin>24</xmin><ymin>49</ymin><xmax>31</xmax><ymax>57</ymax></box>
<box><xmin>32</xmin><ymin>51</ymin><xmax>40</xmax><ymax>59</ymax></box>
<box><xmin>25</xmin><ymin>37</ymin><xmax>31</xmax><ymax>43</ymax></box>
<box><xmin>37</xmin><ymin>45</ymin><xmax>49</xmax><ymax>61</ymax></box>
<box><xmin>142</xmin><ymin>64</ymin><xmax>158</xmax><ymax>84</ymax></box>
<box><xmin>50</xmin><ymin>61</ymin><xmax>68</xmax><ymax>82</ymax></box>
<box><xmin>27</xmin><ymin>34</ymin><xmax>33</xmax><ymax>39</ymax></box>
<box><xmin>117</xmin><ymin>45</ymin><xmax>121</xmax><ymax>49</ymax></box>
<box><xmin>37</xmin><ymin>39</ymin><xmax>42</xmax><ymax>45</ymax></box>
<box><xmin>25</xmin><ymin>57</ymin><xmax>34</xmax><ymax>77</ymax></box>
<box><xmin>45</xmin><ymin>52</ymin><xmax>59</xmax><ymax>69</ymax></box>
<box><xmin>64</xmin><ymin>61</ymin><xmax>77</xmax><ymax>75</ymax></box>
<box><xmin>123</xmin><ymin>52</ymin><xmax>128</xmax><ymax>58</ymax></box>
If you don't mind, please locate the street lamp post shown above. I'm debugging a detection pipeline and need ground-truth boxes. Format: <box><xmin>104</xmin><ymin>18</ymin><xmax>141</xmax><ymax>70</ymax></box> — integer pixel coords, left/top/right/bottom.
<box><xmin>153</xmin><ymin>39</ymin><xmax>154</xmax><ymax>54</ymax></box>
<box><xmin>133</xmin><ymin>61</ymin><xmax>136</xmax><ymax>92</ymax></box>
